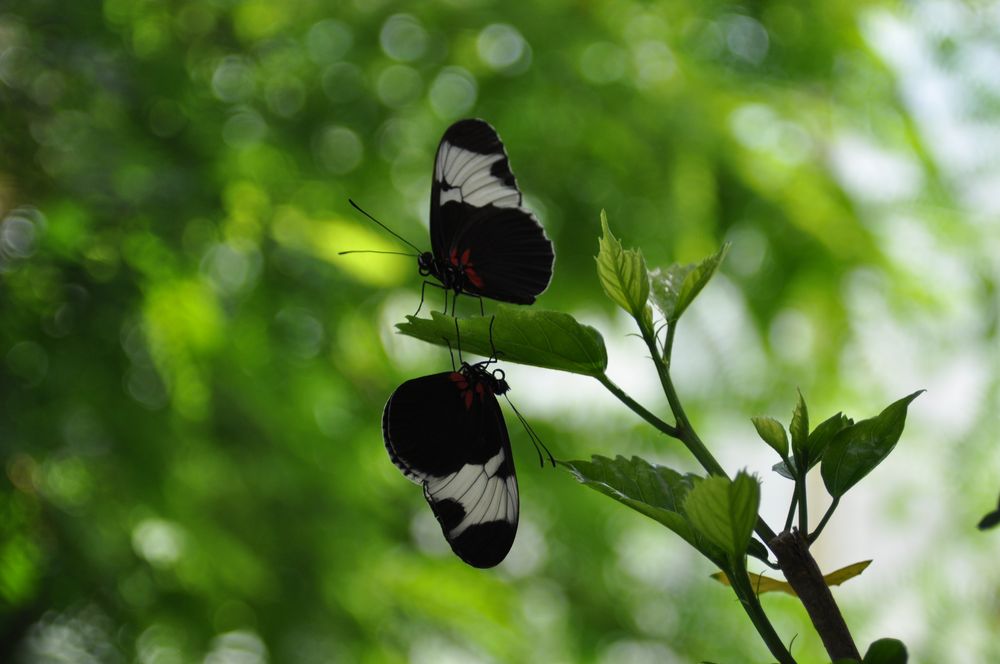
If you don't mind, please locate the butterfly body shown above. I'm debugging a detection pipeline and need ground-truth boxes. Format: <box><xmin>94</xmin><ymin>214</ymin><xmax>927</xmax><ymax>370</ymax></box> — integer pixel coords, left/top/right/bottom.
<box><xmin>382</xmin><ymin>360</ymin><xmax>518</xmax><ymax>568</ymax></box>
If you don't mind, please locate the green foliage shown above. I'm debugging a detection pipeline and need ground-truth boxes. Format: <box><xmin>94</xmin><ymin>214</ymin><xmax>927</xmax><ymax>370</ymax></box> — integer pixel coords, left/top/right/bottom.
<box><xmin>595</xmin><ymin>211</ymin><xmax>649</xmax><ymax>319</ymax></box>
<box><xmin>822</xmin><ymin>391</ymin><xmax>924</xmax><ymax>498</ymax></box>
<box><xmin>0</xmin><ymin>0</ymin><xmax>989</xmax><ymax>661</ymax></box>
<box><xmin>396</xmin><ymin>307</ymin><xmax>608</xmax><ymax>376</ymax></box>
<box><xmin>563</xmin><ymin>455</ymin><xmax>725</xmax><ymax>564</ymax></box>
<box><xmin>649</xmin><ymin>244</ymin><xmax>729</xmax><ymax>324</ymax></box>
<box><xmin>804</xmin><ymin>412</ymin><xmax>854</xmax><ymax>472</ymax></box>
<box><xmin>683</xmin><ymin>472</ymin><xmax>760</xmax><ymax>560</ymax></box>
<box><xmin>752</xmin><ymin>416</ymin><xmax>789</xmax><ymax>459</ymax></box>
<box><xmin>790</xmin><ymin>390</ymin><xmax>810</xmax><ymax>466</ymax></box>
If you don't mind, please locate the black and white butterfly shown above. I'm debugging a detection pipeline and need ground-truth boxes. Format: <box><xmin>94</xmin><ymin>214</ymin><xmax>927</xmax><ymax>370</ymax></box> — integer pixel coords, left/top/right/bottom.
<box><xmin>345</xmin><ymin>119</ymin><xmax>555</xmax><ymax>312</ymax></box>
<box><xmin>382</xmin><ymin>359</ymin><xmax>520</xmax><ymax>568</ymax></box>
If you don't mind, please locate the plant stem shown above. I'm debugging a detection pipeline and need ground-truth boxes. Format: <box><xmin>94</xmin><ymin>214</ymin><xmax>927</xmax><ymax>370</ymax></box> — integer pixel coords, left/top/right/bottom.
<box><xmin>796</xmin><ymin>474</ymin><xmax>809</xmax><ymax>535</ymax></box>
<box><xmin>640</xmin><ymin>319</ymin><xmax>726</xmax><ymax>478</ymax></box>
<box><xmin>784</xmin><ymin>492</ymin><xmax>798</xmax><ymax>533</ymax></box>
<box><xmin>808</xmin><ymin>496</ymin><xmax>840</xmax><ymax>544</ymax></box>
<box><xmin>651</xmin><ymin>319</ymin><xmax>779</xmax><ymax>543</ymax></box>
<box><xmin>728</xmin><ymin>563</ymin><xmax>797</xmax><ymax>664</ymax></box>
<box><xmin>769</xmin><ymin>530</ymin><xmax>860</xmax><ymax>661</ymax></box>
<box><xmin>595</xmin><ymin>373</ymin><xmax>679</xmax><ymax>438</ymax></box>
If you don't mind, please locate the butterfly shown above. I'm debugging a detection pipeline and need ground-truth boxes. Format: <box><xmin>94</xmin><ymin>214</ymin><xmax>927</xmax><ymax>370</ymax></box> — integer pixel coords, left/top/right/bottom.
<box><xmin>382</xmin><ymin>358</ymin><xmax>520</xmax><ymax>568</ymax></box>
<box><xmin>345</xmin><ymin>119</ymin><xmax>555</xmax><ymax>313</ymax></box>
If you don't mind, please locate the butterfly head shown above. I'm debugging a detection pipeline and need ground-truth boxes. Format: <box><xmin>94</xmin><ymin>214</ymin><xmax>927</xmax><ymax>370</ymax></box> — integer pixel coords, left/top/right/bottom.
<box><xmin>417</xmin><ymin>251</ymin><xmax>437</xmax><ymax>277</ymax></box>
<box><xmin>461</xmin><ymin>361</ymin><xmax>509</xmax><ymax>396</ymax></box>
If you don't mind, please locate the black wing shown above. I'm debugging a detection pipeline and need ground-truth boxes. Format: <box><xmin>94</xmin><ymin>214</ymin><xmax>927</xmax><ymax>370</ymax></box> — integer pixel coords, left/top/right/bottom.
<box><xmin>382</xmin><ymin>371</ymin><xmax>518</xmax><ymax>568</ymax></box>
<box><xmin>430</xmin><ymin>119</ymin><xmax>554</xmax><ymax>303</ymax></box>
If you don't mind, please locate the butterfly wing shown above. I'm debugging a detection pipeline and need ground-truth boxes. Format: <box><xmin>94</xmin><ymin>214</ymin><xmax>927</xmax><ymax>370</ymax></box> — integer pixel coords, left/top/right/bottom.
<box><xmin>382</xmin><ymin>371</ymin><xmax>519</xmax><ymax>568</ymax></box>
<box><xmin>430</xmin><ymin>119</ymin><xmax>554</xmax><ymax>303</ymax></box>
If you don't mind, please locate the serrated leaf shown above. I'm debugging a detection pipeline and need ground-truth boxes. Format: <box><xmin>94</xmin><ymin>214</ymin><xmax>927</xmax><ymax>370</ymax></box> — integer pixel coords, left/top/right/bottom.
<box><xmin>683</xmin><ymin>472</ymin><xmax>760</xmax><ymax>558</ymax></box>
<box><xmin>596</xmin><ymin>211</ymin><xmax>649</xmax><ymax>318</ymax></box>
<box><xmin>563</xmin><ymin>455</ymin><xmax>726</xmax><ymax>563</ymax></box>
<box><xmin>710</xmin><ymin>559</ymin><xmax>872</xmax><ymax>596</ymax></box>
<box><xmin>863</xmin><ymin>638</ymin><xmax>908</xmax><ymax>663</ymax></box>
<box><xmin>396</xmin><ymin>306</ymin><xmax>608</xmax><ymax>377</ymax></box>
<box><xmin>649</xmin><ymin>244</ymin><xmax>730</xmax><ymax>323</ymax></box>
<box><xmin>821</xmin><ymin>391</ymin><xmax>924</xmax><ymax>499</ymax></box>
<box><xmin>790</xmin><ymin>390</ymin><xmax>809</xmax><ymax>465</ymax></box>
<box><xmin>752</xmin><ymin>416</ymin><xmax>789</xmax><ymax>459</ymax></box>
<box><xmin>801</xmin><ymin>412</ymin><xmax>852</xmax><ymax>472</ymax></box>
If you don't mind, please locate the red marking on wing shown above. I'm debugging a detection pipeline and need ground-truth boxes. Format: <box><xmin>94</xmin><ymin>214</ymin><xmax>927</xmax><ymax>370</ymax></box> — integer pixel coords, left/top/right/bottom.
<box><xmin>465</xmin><ymin>265</ymin><xmax>484</xmax><ymax>288</ymax></box>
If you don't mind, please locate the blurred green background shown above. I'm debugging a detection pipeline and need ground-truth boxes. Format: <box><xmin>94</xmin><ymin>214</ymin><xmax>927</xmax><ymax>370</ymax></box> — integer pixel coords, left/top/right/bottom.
<box><xmin>2</xmin><ymin>0</ymin><xmax>998</xmax><ymax>662</ymax></box>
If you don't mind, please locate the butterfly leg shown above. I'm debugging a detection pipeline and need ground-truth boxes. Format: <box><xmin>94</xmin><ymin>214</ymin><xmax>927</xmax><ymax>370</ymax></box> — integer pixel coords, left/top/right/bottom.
<box><xmin>415</xmin><ymin>280</ymin><xmax>448</xmax><ymax>317</ymax></box>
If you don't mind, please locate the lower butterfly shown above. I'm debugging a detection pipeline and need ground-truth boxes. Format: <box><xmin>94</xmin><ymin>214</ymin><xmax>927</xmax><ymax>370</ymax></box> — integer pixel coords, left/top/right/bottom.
<box><xmin>382</xmin><ymin>334</ymin><xmax>552</xmax><ymax>568</ymax></box>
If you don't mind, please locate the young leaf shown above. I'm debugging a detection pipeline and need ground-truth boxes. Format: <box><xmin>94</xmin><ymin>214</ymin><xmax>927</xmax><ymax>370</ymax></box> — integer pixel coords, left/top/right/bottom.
<box><xmin>863</xmin><ymin>638</ymin><xmax>908</xmax><ymax>663</ymax></box>
<box><xmin>751</xmin><ymin>416</ymin><xmax>789</xmax><ymax>459</ymax></box>
<box><xmin>772</xmin><ymin>459</ymin><xmax>797</xmax><ymax>480</ymax></box>
<box><xmin>595</xmin><ymin>211</ymin><xmax>649</xmax><ymax>318</ymax></box>
<box><xmin>563</xmin><ymin>455</ymin><xmax>725</xmax><ymax>563</ymax></box>
<box><xmin>396</xmin><ymin>306</ymin><xmax>608</xmax><ymax>377</ymax></box>
<box><xmin>790</xmin><ymin>390</ymin><xmax>809</xmax><ymax>465</ymax></box>
<box><xmin>821</xmin><ymin>391</ymin><xmax>924</xmax><ymax>499</ymax></box>
<box><xmin>801</xmin><ymin>412</ymin><xmax>852</xmax><ymax>471</ymax></box>
<box><xmin>710</xmin><ymin>559</ymin><xmax>872</xmax><ymax>596</ymax></box>
<box><xmin>649</xmin><ymin>244</ymin><xmax>729</xmax><ymax>324</ymax></box>
<box><xmin>683</xmin><ymin>472</ymin><xmax>760</xmax><ymax>558</ymax></box>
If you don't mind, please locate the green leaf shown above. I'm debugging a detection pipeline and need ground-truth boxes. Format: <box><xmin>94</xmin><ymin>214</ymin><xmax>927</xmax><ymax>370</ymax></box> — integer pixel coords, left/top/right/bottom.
<box><xmin>790</xmin><ymin>390</ymin><xmax>809</xmax><ymax>465</ymax></box>
<box><xmin>821</xmin><ymin>391</ymin><xmax>924</xmax><ymax>499</ymax></box>
<box><xmin>863</xmin><ymin>638</ymin><xmax>908</xmax><ymax>663</ymax></box>
<box><xmin>649</xmin><ymin>244</ymin><xmax>730</xmax><ymax>324</ymax></box>
<box><xmin>801</xmin><ymin>412</ymin><xmax>853</xmax><ymax>472</ymax></box>
<box><xmin>683</xmin><ymin>472</ymin><xmax>760</xmax><ymax>558</ymax></box>
<box><xmin>751</xmin><ymin>416</ymin><xmax>789</xmax><ymax>459</ymax></box>
<box><xmin>396</xmin><ymin>306</ymin><xmax>608</xmax><ymax>377</ymax></box>
<box><xmin>563</xmin><ymin>455</ymin><xmax>725</xmax><ymax>563</ymax></box>
<box><xmin>595</xmin><ymin>211</ymin><xmax>649</xmax><ymax>318</ymax></box>
<box><xmin>772</xmin><ymin>459</ymin><xmax>797</xmax><ymax>480</ymax></box>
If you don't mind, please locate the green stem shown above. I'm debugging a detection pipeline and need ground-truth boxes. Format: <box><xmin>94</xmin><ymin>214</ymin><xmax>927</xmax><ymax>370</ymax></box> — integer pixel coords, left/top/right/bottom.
<box><xmin>595</xmin><ymin>373</ymin><xmax>679</xmax><ymax>438</ymax></box>
<box><xmin>808</xmin><ymin>496</ymin><xmax>840</xmax><ymax>545</ymax></box>
<box><xmin>784</xmin><ymin>491</ymin><xmax>798</xmax><ymax>533</ymax></box>
<box><xmin>796</xmin><ymin>474</ymin><xmax>809</xmax><ymax>535</ymax></box>
<box><xmin>640</xmin><ymin>319</ymin><xmax>726</xmax><ymax>478</ymax></box>
<box><xmin>652</xmin><ymin>319</ymin><xmax>779</xmax><ymax>543</ymax></box>
<box><xmin>729</xmin><ymin>563</ymin><xmax>797</xmax><ymax>664</ymax></box>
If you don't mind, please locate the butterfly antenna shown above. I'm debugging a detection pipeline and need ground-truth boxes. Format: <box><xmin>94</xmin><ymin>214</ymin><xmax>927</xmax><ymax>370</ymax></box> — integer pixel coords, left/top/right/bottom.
<box><xmin>338</xmin><ymin>249</ymin><xmax>419</xmax><ymax>257</ymax></box>
<box><xmin>346</xmin><ymin>199</ymin><xmax>423</xmax><ymax>253</ymax></box>
<box><xmin>504</xmin><ymin>394</ymin><xmax>556</xmax><ymax>468</ymax></box>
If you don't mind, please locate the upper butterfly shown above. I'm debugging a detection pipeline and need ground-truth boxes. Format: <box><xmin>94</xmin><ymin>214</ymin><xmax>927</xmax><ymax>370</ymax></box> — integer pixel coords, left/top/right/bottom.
<box><xmin>345</xmin><ymin>119</ymin><xmax>555</xmax><ymax>312</ymax></box>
